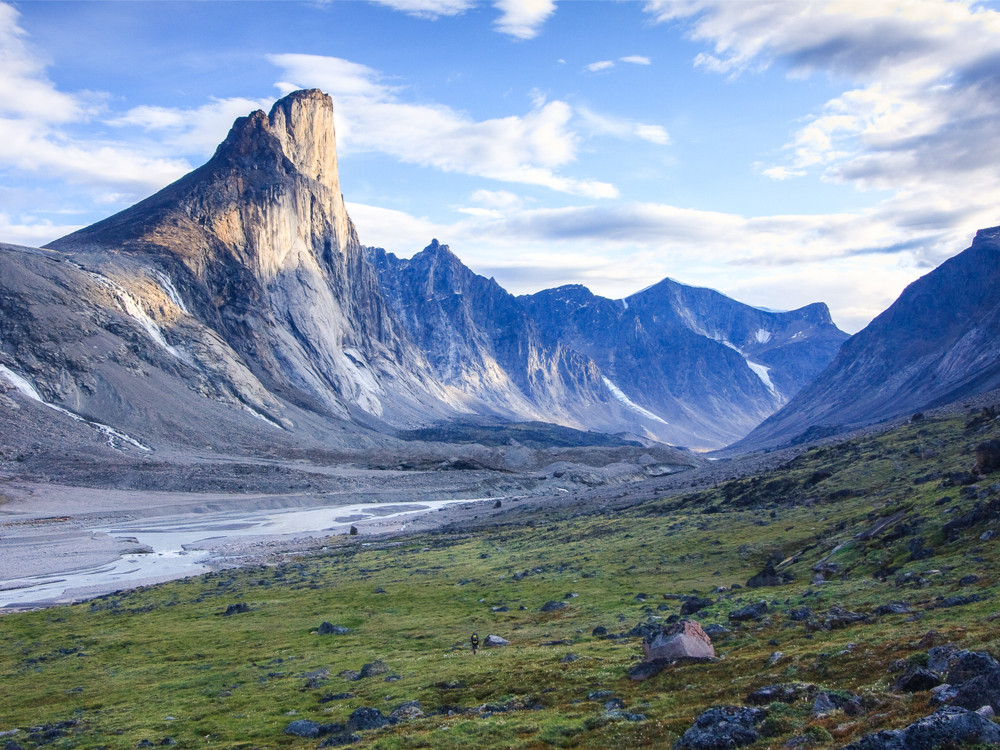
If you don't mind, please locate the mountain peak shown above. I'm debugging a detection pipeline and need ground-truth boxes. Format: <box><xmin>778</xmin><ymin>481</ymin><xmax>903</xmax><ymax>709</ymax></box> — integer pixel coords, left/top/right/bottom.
<box><xmin>215</xmin><ymin>89</ymin><xmax>341</xmax><ymax>194</ymax></box>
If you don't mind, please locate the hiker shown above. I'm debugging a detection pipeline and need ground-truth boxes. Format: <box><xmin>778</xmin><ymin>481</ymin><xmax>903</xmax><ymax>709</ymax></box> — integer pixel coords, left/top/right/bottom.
<box><xmin>470</xmin><ymin>632</ymin><xmax>479</xmax><ymax>654</ymax></box>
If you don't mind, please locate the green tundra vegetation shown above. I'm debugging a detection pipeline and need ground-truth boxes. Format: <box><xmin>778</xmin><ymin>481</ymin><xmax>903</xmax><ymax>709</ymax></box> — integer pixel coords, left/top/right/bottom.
<box><xmin>1</xmin><ymin>406</ymin><xmax>998</xmax><ymax>749</ymax></box>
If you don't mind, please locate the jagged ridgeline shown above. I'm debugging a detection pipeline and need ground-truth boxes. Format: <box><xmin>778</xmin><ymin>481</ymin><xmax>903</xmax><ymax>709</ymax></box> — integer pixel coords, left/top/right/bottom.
<box><xmin>0</xmin><ymin>88</ymin><xmax>845</xmax><ymax>453</ymax></box>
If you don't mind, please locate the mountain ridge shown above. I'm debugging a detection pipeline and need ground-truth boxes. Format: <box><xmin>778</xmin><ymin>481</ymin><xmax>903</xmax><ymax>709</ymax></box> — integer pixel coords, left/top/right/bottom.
<box><xmin>732</xmin><ymin>225</ymin><xmax>1000</xmax><ymax>452</ymax></box>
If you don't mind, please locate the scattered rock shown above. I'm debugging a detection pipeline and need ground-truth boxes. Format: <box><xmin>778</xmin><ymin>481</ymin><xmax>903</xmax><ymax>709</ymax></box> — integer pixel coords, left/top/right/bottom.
<box><xmin>338</xmin><ymin>670</ymin><xmax>360</xmax><ymax>682</ymax></box>
<box><xmin>894</xmin><ymin>666</ymin><xmax>942</xmax><ymax>693</ymax></box>
<box><xmin>592</xmin><ymin>626</ymin><xmax>608</xmax><ymax>637</ymax></box>
<box><xmin>680</xmin><ymin>596</ymin><xmax>714</xmax><ymax>615</ymax></box>
<box><xmin>222</xmin><ymin>603</ymin><xmax>250</xmax><ymax>616</ymax></box>
<box><xmin>746</xmin><ymin>561</ymin><xmax>792</xmax><ymax>588</ymax></box>
<box><xmin>317</xmin><ymin>733</ymin><xmax>360</xmax><ymax>747</ymax></box>
<box><xmin>283</xmin><ymin>720</ymin><xmax>321</xmax><ymax>738</ymax></box>
<box><xmin>811</xmin><ymin>690</ymin><xmax>863</xmax><ymax>717</ymax></box>
<box><xmin>788</xmin><ymin>606</ymin><xmax>814</xmax><ymax>621</ymax></box>
<box><xmin>347</xmin><ymin>707</ymin><xmax>389</xmax><ymax>731</ymax></box>
<box><xmin>540</xmin><ymin>601</ymin><xmax>566</xmax><ymax>612</ymax></box>
<box><xmin>483</xmin><ymin>634</ymin><xmax>509</xmax><ymax>648</ymax></box>
<box><xmin>359</xmin><ymin>660</ymin><xmax>388</xmax><ymax>679</ymax></box>
<box><xmin>842</xmin><ymin>706</ymin><xmax>1000</xmax><ymax>749</ymax></box>
<box><xmin>389</xmin><ymin>701</ymin><xmax>424</xmax><ymax>721</ymax></box>
<box><xmin>560</xmin><ymin>654</ymin><xmax>579</xmax><ymax>663</ymax></box>
<box><xmin>974</xmin><ymin>439</ymin><xmax>1000</xmax><ymax>474</ymax></box>
<box><xmin>819</xmin><ymin>605</ymin><xmax>869</xmax><ymax>630</ymax></box>
<box><xmin>704</xmin><ymin>624</ymin><xmax>731</xmax><ymax>639</ymax></box>
<box><xmin>317</xmin><ymin>622</ymin><xmax>350</xmax><ymax>635</ymax></box>
<box><xmin>729</xmin><ymin>601</ymin><xmax>768</xmax><ymax>622</ymax></box>
<box><xmin>674</xmin><ymin>705</ymin><xmax>764</xmax><ymax>749</ymax></box>
<box><xmin>746</xmin><ymin>683</ymin><xmax>817</xmax><ymax>706</ymax></box>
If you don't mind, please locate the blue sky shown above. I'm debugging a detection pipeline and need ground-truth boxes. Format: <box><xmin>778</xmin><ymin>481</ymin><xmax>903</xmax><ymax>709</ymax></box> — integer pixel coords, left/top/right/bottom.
<box><xmin>3</xmin><ymin>0</ymin><xmax>1000</xmax><ymax>332</ymax></box>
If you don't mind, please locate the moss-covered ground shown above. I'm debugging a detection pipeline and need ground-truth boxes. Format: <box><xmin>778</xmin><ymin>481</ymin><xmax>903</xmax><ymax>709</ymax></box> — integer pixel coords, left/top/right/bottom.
<box><xmin>1</xmin><ymin>407</ymin><xmax>998</xmax><ymax>749</ymax></box>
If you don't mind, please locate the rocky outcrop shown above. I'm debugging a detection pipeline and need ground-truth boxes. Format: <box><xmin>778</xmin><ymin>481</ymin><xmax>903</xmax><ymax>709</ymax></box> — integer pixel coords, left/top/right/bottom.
<box><xmin>843</xmin><ymin>706</ymin><xmax>1000</xmax><ymax>750</ymax></box>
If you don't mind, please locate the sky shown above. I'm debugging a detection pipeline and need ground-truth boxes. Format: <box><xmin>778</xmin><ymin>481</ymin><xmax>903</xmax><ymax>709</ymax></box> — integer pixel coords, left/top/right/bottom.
<box><xmin>2</xmin><ymin>1</ymin><xmax>1000</xmax><ymax>333</ymax></box>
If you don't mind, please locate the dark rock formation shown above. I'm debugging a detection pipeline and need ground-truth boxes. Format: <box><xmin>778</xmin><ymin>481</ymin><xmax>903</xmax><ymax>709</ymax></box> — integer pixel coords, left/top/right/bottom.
<box><xmin>674</xmin><ymin>705</ymin><xmax>764</xmax><ymax>749</ymax></box>
<box><xmin>843</xmin><ymin>706</ymin><xmax>1000</xmax><ymax>749</ymax></box>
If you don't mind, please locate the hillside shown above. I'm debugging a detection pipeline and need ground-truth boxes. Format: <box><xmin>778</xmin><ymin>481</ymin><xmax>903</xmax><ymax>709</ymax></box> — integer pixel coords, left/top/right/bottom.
<box><xmin>734</xmin><ymin>226</ymin><xmax>1000</xmax><ymax>452</ymax></box>
<box><xmin>2</xmin><ymin>394</ymin><xmax>998</xmax><ymax>749</ymax></box>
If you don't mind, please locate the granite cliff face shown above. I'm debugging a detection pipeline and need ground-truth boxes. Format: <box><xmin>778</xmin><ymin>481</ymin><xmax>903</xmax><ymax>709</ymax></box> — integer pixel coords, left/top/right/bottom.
<box><xmin>735</xmin><ymin>227</ymin><xmax>1000</xmax><ymax>451</ymax></box>
<box><xmin>48</xmin><ymin>89</ymin><xmax>445</xmax><ymax>426</ymax></box>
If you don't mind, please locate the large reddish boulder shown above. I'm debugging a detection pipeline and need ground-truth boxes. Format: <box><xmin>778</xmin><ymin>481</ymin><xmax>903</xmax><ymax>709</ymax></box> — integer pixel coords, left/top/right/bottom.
<box><xmin>642</xmin><ymin>619</ymin><xmax>715</xmax><ymax>662</ymax></box>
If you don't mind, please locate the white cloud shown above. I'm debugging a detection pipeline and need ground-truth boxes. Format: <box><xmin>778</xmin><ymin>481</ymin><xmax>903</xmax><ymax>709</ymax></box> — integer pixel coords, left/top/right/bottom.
<box><xmin>469</xmin><ymin>189</ymin><xmax>524</xmax><ymax>210</ymax></box>
<box><xmin>110</xmin><ymin>96</ymin><xmax>271</xmax><ymax>156</ymax></box>
<box><xmin>641</xmin><ymin>0</ymin><xmax>1000</xmax><ymax>300</ymax></box>
<box><xmin>0</xmin><ymin>3</ymin><xmax>84</xmax><ymax>123</ymax></box>
<box><xmin>0</xmin><ymin>3</ymin><xmax>193</xmax><ymax>196</ymax></box>
<box><xmin>367</xmin><ymin>0</ymin><xmax>474</xmax><ymax>19</ymax></box>
<box><xmin>619</xmin><ymin>55</ymin><xmax>651</xmax><ymax>65</ymax></box>
<box><xmin>585</xmin><ymin>60</ymin><xmax>615</xmax><ymax>73</ymax></box>
<box><xmin>493</xmin><ymin>0</ymin><xmax>556</xmax><ymax>39</ymax></box>
<box><xmin>576</xmin><ymin>106</ymin><xmax>670</xmax><ymax>145</ymax></box>
<box><xmin>0</xmin><ymin>213</ymin><xmax>83</xmax><ymax>248</ymax></box>
<box><xmin>269</xmin><ymin>53</ymin><xmax>618</xmax><ymax>198</ymax></box>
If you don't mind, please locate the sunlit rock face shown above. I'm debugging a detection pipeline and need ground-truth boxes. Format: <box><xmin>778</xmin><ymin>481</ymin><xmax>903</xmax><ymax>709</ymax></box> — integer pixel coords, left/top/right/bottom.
<box><xmin>48</xmin><ymin>89</ymin><xmax>445</xmax><ymax>426</ymax></box>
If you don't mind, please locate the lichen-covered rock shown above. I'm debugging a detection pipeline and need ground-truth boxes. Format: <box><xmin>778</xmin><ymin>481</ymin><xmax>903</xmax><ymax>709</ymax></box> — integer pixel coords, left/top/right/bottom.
<box><xmin>673</xmin><ymin>705</ymin><xmax>764</xmax><ymax>749</ymax></box>
<box><xmin>729</xmin><ymin>601</ymin><xmax>768</xmax><ymax>622</ymax></box>
<box><xmin>483</xmin><ymin>634</ymin><xmax>510</xmax><ymax>647</ymax></box>
<box><xmin>842</xmin><ymin>706</ymin><xmax>1000</xmax><ymax>749</ymax></box>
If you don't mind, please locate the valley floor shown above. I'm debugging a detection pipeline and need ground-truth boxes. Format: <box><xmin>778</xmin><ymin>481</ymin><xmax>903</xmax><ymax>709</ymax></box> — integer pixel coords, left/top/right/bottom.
<box><xmin>1</xmin><ymin>396</ymin><xmax>999</xmax><ymax>749</ymax></box>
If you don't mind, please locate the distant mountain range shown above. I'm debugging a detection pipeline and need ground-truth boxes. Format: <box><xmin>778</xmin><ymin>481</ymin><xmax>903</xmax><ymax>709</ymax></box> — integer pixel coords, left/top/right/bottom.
<box><xmin>1</xmin><ymin>89</ymin><xmax>994</xmax><ymax>459</ymax></box>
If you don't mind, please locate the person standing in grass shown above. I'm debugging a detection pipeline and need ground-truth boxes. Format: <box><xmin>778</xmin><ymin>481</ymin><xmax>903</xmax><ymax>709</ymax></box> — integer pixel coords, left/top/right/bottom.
<box><xmin>471</xmin><ymin>633</ymin><xmax>479</xmax><ymax>654</ymax></box>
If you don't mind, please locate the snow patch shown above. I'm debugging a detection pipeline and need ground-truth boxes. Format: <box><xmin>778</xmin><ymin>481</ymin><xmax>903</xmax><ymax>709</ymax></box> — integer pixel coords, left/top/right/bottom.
<box><xmin>754</xmin><ymin>329</ymin><xmax>772</xmax><ymax>344</ymax></box>
<box><xmin>154</xmin><ymin>271</ymin><xmax>189</xmax><ymax>314</ymax></box>
<box><xmin>90</xmin><ymin>273</ymin><xmax>189</xmax><ymax>363</ymax></box>
<box><xmin>243</xmin><ymin>404</ymin><xmax>283</xmax><ymax>430</ymax></box>
<box><xmin>602</xmin><ymin>376</ymin><xmax>669</xmax><ymax>425</ymax></box>
<box><xmin>0</xmin><ymin>365</ymin><xmax>151</xmax><ymax>451</ymax></box>
<box><xmin>746</xmin><ymin>360</ymin><xmax>775</xmax><ymax>392</ymax></box>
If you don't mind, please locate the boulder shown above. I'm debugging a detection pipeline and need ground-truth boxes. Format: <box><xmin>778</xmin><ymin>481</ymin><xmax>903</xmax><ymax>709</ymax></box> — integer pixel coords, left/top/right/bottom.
<box><xmin>359</xmin><ymin>660</ymin><xmax>388</xmax><ymax>679</ymax></box>
<box><xmin>974</xmin><ymin>439</ymin><xmax>1000</xmax><ymax>474</ymax></box>
<box><xmin>674</xmin><ymin>705</ymin><xmax>764</xmax><ymax>749</ymax></box>
<box><xmin>811</xmin><ymin>689</ymin><xmax>863</xmax><ymax>717</ymax></box>
<box><xmin>483</xmin><ymin>634</ymin><xmax>510</xmax><ymax>647</ymax></box>
<box><xmin>842</xmin><ymin>706</ymin><xmax>1000</xmax><ymax>749</ymax></box>
<box><xmin>642</xmin><ymin>619</ymin><xmax>715</xmax><ymax>662</ymax></box>
<box><xmin>283</xmin><ymin>720</ymin><xmax>321</xmax><ymax>738</ymax></box>
<box><xmin>729</xmin><ymin>601</ymin><xmax>768</xmax><ymax>622</ymax></box>
<box><xmin>894</xmin><ymin>666</ymin><xmax>942</xmax><ymax>693</ymax></box>
<box><xmin>746</xmin><ymin>561</ymin><xmax>791</xmax><ymax>588</ymax></box>
<box><xmin>680</xmin><ymin>596</ymin><xmax>714</xmax><ymax>615</ymax></box>
<box><xmin>943</xmin><ymin>651</ymin><xmax>1000</xmax><ymax>712</ymax></box>
<box><xmin>347</xmin><ymin>707</ymin><xmax>389</xmax><ymax>731</ymax></box>
<box><xmin>222</xmin><ymin>603</ymin><xmax>250</xmax><ymax>616</ymax></box>
<box><xmin>746</xmin><ymin>682</ymin><xmax>817</xmax><ymax>706</ymax></box>
<box><xmin>317</xmin><ymin>622</ymin><xmax>350</xmax><ymax>635</ymax></box>
<box><xmin>540</xmin><ymin>601</ymin><xmax>566</xmax><ymax>612</ymax></box>
<box><xmin>389</xmin><ymin>701</ymin><xmax>424</xmax><ymax>721</ymax></box>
